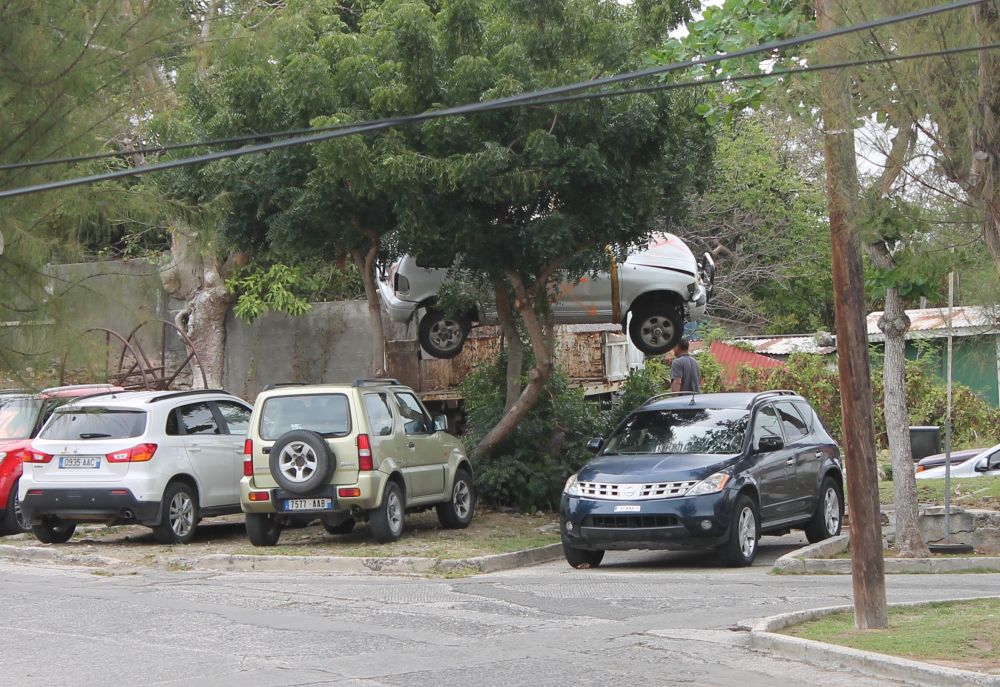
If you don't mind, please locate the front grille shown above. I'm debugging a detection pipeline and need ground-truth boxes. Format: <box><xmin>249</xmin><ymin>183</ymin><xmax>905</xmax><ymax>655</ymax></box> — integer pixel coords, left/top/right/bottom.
<box><xmin>576</xmin><ymin>480</ymin><xmax>698</xmax><ymax>500</ymax></box>
<box><xmin>584</xmin><ymin>514</ymin><xmax>680</xmax><ymax>528</ymax></box>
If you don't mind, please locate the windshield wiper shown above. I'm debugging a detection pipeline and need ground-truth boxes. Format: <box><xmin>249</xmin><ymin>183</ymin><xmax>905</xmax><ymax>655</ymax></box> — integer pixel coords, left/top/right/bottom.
<box><xmin>78</xmin><ymin>432</ymin><xmax>111</xmax><ymax>439</ymax></box>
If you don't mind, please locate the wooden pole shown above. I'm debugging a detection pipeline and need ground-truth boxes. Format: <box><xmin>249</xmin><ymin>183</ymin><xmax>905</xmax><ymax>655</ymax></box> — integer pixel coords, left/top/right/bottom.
<box><xmin>815</xmin><ymin>0</ymin><xmax>888</xmax><ymax>630</ymax></box>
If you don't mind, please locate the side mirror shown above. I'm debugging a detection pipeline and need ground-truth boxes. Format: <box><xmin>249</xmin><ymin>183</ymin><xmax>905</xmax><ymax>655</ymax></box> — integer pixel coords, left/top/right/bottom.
<box><xmin>433</xmin><ymin>415</ymin><xmax>449</xmax><ymax>433</ymax></box>
<box><xmin>757</xmin><ymin>435</ymin><xmax>784</xmax><ymax>453</ymax></box>
<box><xmin>974</xmin><ymin>457</ymin><xmax>990</xmax><ymax>473</ymax></box>
<box><xmin>587</xmin><ymin>437</ymin><xmax>604</xmax><ymax>453</ymax></box>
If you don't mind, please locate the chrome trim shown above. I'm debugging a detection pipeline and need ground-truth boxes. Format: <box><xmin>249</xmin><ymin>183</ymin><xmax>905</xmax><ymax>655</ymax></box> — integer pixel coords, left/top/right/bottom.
<box><xmin>575</xmin><ymin>480</ymin><xmax>699</xmax><ymax>500</ymax></box>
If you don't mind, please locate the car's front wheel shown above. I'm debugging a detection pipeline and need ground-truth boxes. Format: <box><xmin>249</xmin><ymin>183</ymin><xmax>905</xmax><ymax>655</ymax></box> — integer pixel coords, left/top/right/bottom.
<box><xmin>32</xmin><ymin>518</ymin><xmax>76</xmax><ymax>544</ymax></box>
<box><xmin>418</xmin><ymin>308</ymin><xmax>470</xmax><ymax>359</ymax></box>
<box><xmin>246</xmin><ymin>513</ymin><xmax>282</xmax><ymax>546</ymax></box>
<box><xmin>562</xmin><ymin>537</ymin><xmax>605</xmax><ymax>569</ymax></box>
<box><xmin>370</xmin><ymin>481</ymin><xmax>405</xmax><ymax>542</ymax></box>
<box><xmin>805</xmin><ymin>477</ymin><xmax>843</xmax><ymax>543</ymax></box>
<box><xmin>628</xmin><ymin>306</ymin><xmax>683</xmax><ymax>355</ymax></box>
<box><xmin>719</xmin><ymin>494</ymin><xmax>759</xmax><ymax>567</ymax></box>
<box><xmin>436</xmin><ymin>469</ymin><xmax>475</xmax><ymax>529</ymax></box>
<box><xmin>152</xmin><ymin>482</ymin><xmax>199</xmax><ymax>545</ymax></box>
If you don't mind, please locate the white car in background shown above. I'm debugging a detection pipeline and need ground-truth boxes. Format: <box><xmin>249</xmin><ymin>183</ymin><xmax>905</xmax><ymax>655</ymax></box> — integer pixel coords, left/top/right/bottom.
<box><xmin>378</xmin><ymin>233</ymin><xmax>715</xmax><ymax>359</ymax></box>
<box><xmin>20</xmin><ymin>389</ymin><xmax>252</xmax><ymax>544</ymax></box>
<box><xmin>915</xmin><ymin>443</ymin><xmax>1000</xmax><ymax>480</ymax></box>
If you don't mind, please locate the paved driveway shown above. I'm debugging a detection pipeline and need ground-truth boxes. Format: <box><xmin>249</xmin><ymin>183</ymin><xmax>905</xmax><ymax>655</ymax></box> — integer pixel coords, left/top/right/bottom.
<box><xmin>2</xmin><ymin>533</ymin><xmax>997</xmax><ymax>686</ymax></box>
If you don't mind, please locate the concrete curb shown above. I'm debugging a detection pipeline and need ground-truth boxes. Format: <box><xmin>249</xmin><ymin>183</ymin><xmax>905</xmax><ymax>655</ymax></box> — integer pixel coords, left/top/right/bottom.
<box><xmin>773</xmin><ymin>534</ymin><xmax>1000</xmax><ymax>574</ymax></box>
<box><xmin>744</xmin><ymin>597</ymin><xmax>1000</xmax><ymax>687</ymax></box>
<box><xmin>0</xmin><ymin>541</ymin><xmax>564</xmax><ymax>576</ymax></box>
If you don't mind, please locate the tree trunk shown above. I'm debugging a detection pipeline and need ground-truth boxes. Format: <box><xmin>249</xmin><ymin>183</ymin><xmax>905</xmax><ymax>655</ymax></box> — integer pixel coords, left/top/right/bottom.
<box><xmin>974</xmin><ymin>0</ymin><xmax>1000</xmax><ymax>274</ymax></box>
<box><xmin>352</xmin><ymin>239</ymin><xmax>386</xmax><ymax>378</ymax></box>
<box><xmin>816</xmin><ymin>0</ymin><xmax>887</xmax><ymax>630</ymax></box>
<box><xmin>493</xmin><ymin>275</ymin><xmax>524</xmax><ymax>413</ymax></box>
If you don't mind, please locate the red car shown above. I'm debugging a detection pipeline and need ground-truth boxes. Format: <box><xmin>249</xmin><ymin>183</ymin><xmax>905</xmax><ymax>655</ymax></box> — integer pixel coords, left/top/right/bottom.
<box><xmin>0</xmin><ymin>384</ymin><xmax>121</xmax><ymax>535</ymax></box>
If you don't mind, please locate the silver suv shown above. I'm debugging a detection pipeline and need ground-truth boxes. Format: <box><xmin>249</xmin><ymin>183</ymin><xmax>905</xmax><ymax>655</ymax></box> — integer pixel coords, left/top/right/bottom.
<box><xmin>377</xmin><ymin>233</ymin><xmax>715</xmax><ymax>358</ymax></box>
<box><xmin>240</xmin><ymin>379</ymin><xmax>475</xmax><ymax>545</ymax></box>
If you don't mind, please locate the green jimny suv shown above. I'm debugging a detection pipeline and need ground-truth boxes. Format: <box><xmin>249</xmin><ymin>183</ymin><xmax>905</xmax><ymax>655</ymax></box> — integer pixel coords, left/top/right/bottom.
<box><xmin>240</xmin><ymin>379</ymin><xmax>475</xmax><ymax>546</ymax></box>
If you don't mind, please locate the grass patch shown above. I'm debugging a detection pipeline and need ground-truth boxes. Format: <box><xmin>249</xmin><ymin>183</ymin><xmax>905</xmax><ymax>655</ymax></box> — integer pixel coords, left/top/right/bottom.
<box><xmin>879</xmin><ymin>477</ymin><xmax>1000</xmax><ymax>511</ymax></box>
<box><xmin>781</xmin><ymin>599</ymin><xmax>1000</xmax><ymax>669</ymax></box>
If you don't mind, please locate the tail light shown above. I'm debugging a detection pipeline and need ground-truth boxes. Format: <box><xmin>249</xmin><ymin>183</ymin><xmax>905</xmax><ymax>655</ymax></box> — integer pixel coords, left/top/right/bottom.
<box><xmin>24</xmin><ymin>449</ymin><xmax>53</xmax><ymax>464</ymax></box>
<box><xmin>106</xmin><ymin>443</ymin><xmax>157</xmax><ymax>463</ymax></box>
<box><xmin>0</xmin><ymin>448</ymin><xmax>29</xmax><ymax>466</ymax></box>
<box><xmin>357</xmin><ymin>434</ymin><xmax>373</xmax><ymax>471</ymax></box>
<box><xmin>915</xmin><ymin>465</ymin><xmax>925</xmax><ymax>473</ymax></box>
<box><xmin>243</xmin><ymin>439</ymin><xmax>254</xmax><ymax>477</ymax></box>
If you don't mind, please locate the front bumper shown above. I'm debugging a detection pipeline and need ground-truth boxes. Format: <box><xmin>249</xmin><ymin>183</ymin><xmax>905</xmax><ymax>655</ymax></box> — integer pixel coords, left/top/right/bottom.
<box><xmin>560</xmin><ymin>489</ymin><xmax>737</xmax><ymax>552</ymax></box>
<box><xmin>686</xmin><ymin>284</ymin><xmax>708</xmax><ymax>320</ymax></box>
<box><xmin>376</xmin><ymin>280</ymin><xmax>420</xmax><ymax>324</ymax></box>
<box><xmin>20</xmin><ymin>488</ymin><xmax>161</xmax><ymax>525</ymax></box>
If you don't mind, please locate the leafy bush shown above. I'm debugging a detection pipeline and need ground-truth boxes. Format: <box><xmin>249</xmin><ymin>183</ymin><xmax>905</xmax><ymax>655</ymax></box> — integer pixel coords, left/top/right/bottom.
<box><xmin>461</xmin><ymin>356</ymin><xmax>602</xmax><ymax>511</ymax></box>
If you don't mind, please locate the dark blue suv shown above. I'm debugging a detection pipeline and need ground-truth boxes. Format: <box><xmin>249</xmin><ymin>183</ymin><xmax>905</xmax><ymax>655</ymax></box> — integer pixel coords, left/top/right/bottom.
<box><xmin>560</xmin><ymin>390</ymin><xmax>844</xmax><ymax>568</ymax></box>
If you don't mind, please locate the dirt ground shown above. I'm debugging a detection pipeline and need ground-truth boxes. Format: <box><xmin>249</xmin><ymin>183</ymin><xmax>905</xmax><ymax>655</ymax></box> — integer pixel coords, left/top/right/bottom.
<box><xmin>4</xmin><ymin>509</ymin><xmax>561</xmax><ymax>566</ymax></box>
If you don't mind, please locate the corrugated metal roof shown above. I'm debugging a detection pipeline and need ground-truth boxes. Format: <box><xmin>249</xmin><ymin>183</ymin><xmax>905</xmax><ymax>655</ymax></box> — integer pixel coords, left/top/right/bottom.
<box><xmin>731</xmin><ymin>336</ymin><xmax>837</xmax><ymax>355</ymax></box>
<box><xmin>866</xmin><ymin>305</ymin><xmax>999</xmax><ymax>341</ymax></box>
<box><xmin>698</xmin><ymin>341</ymin><xmax>785</xmax><ymax>383</ymax></box>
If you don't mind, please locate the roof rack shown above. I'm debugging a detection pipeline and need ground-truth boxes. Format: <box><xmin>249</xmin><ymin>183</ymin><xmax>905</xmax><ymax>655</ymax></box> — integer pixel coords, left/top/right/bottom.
<box><xmin>353</xmin><ymin>378</ymin><xmax>401</xmax><ymax>387</ymax></box>
<box><xmin>642</xmin><ymin>391</ymin><xmax>697</xmax><ymax>406</ymax></box>
<box><xmin>261</xmin><ymin>382</ymin><xmax>309</xmax><ymax>392</ymax></box>
<box><xmin>145</xmin><ymin>389</ymin><xmax>230</xmax><ymax>404</ymax></box>
<box><xmin>750</xmin><ymin>390</ymin><xmax>798</xmax><ymax>404</ymax></box>
<box><xmin>40</xmin><ymin>383</ymin><xmax>119</xmax><ymax>394</ymax></box>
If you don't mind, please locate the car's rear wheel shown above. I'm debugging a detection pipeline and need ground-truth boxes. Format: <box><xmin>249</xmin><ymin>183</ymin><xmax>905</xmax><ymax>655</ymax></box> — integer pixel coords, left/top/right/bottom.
<box><xmin>269</xmin><ymin>430</ymin><xmax>335</xmax><ymax>495</ymax></box>
<box><xmin>805</xmin><ymin>477</ymin><xmax>843</xmax><ymax>543</ymax></box>
<box><xmin>436</xmin><ymin>469</ymin><xmax>476</xmax><ymax>529</ymax></box>
<box><xmin>562</xmin><ymin>537</ymin><xmax>605</xmax><ymax>569</ymax></box>
<box><xmin>152</xmin><ymin>482</ymin><xmax>198</xmax><ymax>545</ymax></box>
<box><xmin>322</xmin><ymin>518</ymin><xmax>356</xmax><ymax>535</ymax></box>
<box><xmin>32</xmin><ymin>518</ymin><xmax>76</xmax><ymax>544</ymax></box>
<box><xmin>628</xmin><ymin>306</ymin><xmax>683</xmax><ymax>355</ymax></box>
<box><xmin>2</xmin><ymin>479</ymin><xmax>30</xmax><ymax>535</ymax></box>
<box><xmin>418</xmin><ymin>308</ymin><xmax>470</xmax><ymax>359</ymax></box>
<box><xmin>719</xmin><ymin>494</ymin><xmax>759</xmax><ymax>567</ymax></box>
<box><xmin>370</xmin><ymin>481</ymin><xmax>405</xmax><ymax>542</ymax></box>
<box><xmin>246</xmin><ymin>513</ymin><xmax>282</xmax><ymax>546</ymax></box>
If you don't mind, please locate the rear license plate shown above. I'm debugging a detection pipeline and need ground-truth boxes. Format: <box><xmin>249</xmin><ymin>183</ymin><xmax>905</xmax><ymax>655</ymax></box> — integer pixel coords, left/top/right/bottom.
<box><xmin>283</xmin><ymin>498</ymin><xmax>333</xmax><ymax>512</ymax></box>
<box><xmin>58</xmin><ymin>456</ymin><xmax>101</xmax><ymax>469</ymax></box>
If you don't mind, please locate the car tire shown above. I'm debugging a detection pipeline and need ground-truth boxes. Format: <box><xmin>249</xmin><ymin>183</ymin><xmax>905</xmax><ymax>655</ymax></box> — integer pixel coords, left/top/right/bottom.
<box><xmin>436</xmin><ymin>469</ymin><xmax>476</xmax><ymax>529</ymax></box>
<box><xmin>628</xmin><ymin>305</ymin><xmax>683</xmax><ymax>355</ymax></box>
<box><xmin>32</xmin><ymin>519</ymin><xmax>76</xmax><ymax>544</ymax></box>
<box><xmin>562</xmin><ymin>537</ymin><xmax>605</xmax><ymax>569</ymax></box>
<box><xmin>269</xmin><ymin>430</ymin><xmax>335</xmax><ymax>495</ymax></box>
<box><xmin>719</xmin><ymin>494</ymin><xmax>759</xmax><ymax>567</ymax></box>
<box><xmin>152</xmin><ymin>482</ymin><xmax>199</xmax><ymax>545</ymax></box>
<box><xmin>370</xmin><ymin>481</ymin><xmax>405</xmax><ymax>543</ymax></box>
<box><xmin>2</xmin><ymin>479</ymin><xmax>30</xmax><ymax>535</ymax></box>
<box><xmin>805</xmin><ymin>477</ymin><xmax>843</xmax><ymax>544</ymax></box>
<box><xmin>246</xmin><ymin>513</ymin><xmax>282</xmax><ymax>546</ymax></box>
<box><xmin>418</xmin><ymin>308</ymin><xmax>470</xmax><ymax>359</ymax></box>
<box><xmin>322</xmin><ymin>518</ymin><xmax>356</xmax><ymax>535</ymax></box>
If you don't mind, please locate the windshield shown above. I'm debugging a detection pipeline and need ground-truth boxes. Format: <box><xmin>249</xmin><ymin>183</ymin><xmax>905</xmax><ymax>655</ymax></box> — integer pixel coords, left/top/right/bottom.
<box><xmin>0</xmin><ymin>396</ymin><xmax>42</xmax><ymax>440</ymax></box>
<box><xmin>260</xmin><ymin>394</ymin><xmax>351</xmax><ymax>440</ymax></box>
<box><xmin>602</xmin><ymin>408</ymin><xmax>750</xmax><ymax>455</ymax></box>
<box><xmin>40</xmin><ymin>408</ymin><xmax>147</xmax><ymax>440</ymax></box>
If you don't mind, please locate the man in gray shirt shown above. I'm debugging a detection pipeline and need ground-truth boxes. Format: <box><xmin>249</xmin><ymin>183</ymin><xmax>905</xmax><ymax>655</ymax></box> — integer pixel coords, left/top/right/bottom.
<box><xmin>670</xmin><ymin>338</ymin><xmax>701</xmax><ymax>392</ymax></box>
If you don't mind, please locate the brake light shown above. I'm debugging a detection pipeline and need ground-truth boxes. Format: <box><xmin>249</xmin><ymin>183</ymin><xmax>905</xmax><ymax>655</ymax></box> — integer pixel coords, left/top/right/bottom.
<box><xmin>248</xmin><ymin>491</ymin><xmax>270</xmax><ymax>502</ymax></box>
<box><xmin>243</xmin><ymin>439</ymin><xmax>254</xmax><ymax>477</ymax></box>
<box><xmin>339</xmin><ymin>487</ymin><xmax>361</xmax><ymax>498</ymax></box>
<box><xmin>0</xmin><ymin>448</ymin><xmax>28</xmax><ymax>465</ymax></box>
<box><xmin>915</xmin><ymin>465</ymin><xmax>925</xmax><ymax>473</ymax></box>
<box><xmin>357</xmin><ymin>434</ymin><xmax>373</xmax><ymax>471</ymax></box>
<box><xmin>106</xmin><ymin>443</ymin><xmax>157</xmax><ymax>463</ymax></box>
<box><xmin>25</xmin><ymin>449</ymin><xmax>53</xmax><ymax>464</ymax></box>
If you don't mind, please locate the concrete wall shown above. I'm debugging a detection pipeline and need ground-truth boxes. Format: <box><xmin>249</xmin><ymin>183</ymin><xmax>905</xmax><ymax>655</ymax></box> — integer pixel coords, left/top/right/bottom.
<box><xmin>224</xmin><ymin>301</ymin><xmax>373</xmax><ymax>400</ymax></box>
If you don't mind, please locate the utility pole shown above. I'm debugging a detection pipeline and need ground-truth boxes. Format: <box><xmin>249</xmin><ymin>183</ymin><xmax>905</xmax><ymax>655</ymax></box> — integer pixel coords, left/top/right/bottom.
<box><xmin>815</xmin><ymin>0</ymin><xmax>888</xmax><ymax>629</ymax></box>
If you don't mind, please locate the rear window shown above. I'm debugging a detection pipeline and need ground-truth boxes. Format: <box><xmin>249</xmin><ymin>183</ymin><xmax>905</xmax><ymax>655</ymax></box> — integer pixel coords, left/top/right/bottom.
<box><xmin>260</xmin><ymin>394</ymin><xmax>351</xmax><ymax>440</ymax></box>
<box><xmin>40</xmin><ymin>408</ymin><xmax>147</xmax><ymax>440</ymax></box>
<box><xmin>0</xmin><ymin>396</ymin><xmax>42</xmax><ymax>440</ymax></box>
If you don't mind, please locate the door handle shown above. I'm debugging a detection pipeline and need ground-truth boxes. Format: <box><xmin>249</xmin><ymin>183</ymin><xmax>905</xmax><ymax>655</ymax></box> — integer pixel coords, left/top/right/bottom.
<box><xmin>785</xmin><ymin>457</ymin><xmax>795</xmax><ymax>465</ymax></box>
<box><xmin>407</xmin><ymin>442</ymin><xmax>416</xmax><ymax>450</ymax></box>
<box><xmin>188</xmin><ymin>446</ymin><xmax>202</xmax><ymax>453</ymax></box>
<box><xmin>815</xmin><ymin>452</ymin><xmax>824</xmax><ymax>459</ymax></box>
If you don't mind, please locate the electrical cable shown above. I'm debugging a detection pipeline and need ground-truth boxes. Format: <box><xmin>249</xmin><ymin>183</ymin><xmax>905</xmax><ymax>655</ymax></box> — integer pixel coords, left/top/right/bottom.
<box><xmin>0</xmin><ymin>0</ymin><xmax>985</xmax><ymax>199</ymax></box>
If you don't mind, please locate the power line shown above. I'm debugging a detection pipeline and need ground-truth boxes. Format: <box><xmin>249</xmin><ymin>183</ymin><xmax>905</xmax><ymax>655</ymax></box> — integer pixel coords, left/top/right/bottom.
<box><xmin>0</xmin><ymin>0</ymin><xmax>984</xmax><ymax>199</ymax></box>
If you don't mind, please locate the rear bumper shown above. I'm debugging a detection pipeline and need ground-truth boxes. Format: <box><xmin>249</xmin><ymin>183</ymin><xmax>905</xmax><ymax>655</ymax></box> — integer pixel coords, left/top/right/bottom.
<box><xmin>240</xmin><ymin>472</ymin><xmax>387</xmax><ymax>514</ymax></box>
<box><xmin>376</xmin><ymin>280</ymin><xmax>419</xmax><ymax>324</ymax></box>
<box><xmin>20</xmin><ymin>488</ymin><xmax>161</xmax><ymax>525</ymax></box>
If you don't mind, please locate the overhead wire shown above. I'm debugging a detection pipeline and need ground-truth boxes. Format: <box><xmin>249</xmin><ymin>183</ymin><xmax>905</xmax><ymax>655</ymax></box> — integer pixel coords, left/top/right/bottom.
<box><xmin>0</xmin><ymin>0</ymin><xmax>986</xmax><ymax>200</ymax></box>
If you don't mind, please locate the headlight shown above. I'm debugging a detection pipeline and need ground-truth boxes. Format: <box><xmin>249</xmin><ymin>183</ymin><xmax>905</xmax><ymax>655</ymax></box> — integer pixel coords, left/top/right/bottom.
<box><xmin>564</xmin><ymin>474</ymin><xmax>582</xmax><ymax>496</ymax></box>
<box><xmin>686</xmin><ymin>472</ymin><xmax>731</xmax><ymax>496</ymax></box>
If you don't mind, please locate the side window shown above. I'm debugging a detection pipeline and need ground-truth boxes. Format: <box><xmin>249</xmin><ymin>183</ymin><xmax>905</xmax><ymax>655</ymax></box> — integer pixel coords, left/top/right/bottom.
<box><xmin>215</xmin><ymin>401</ymin><xmax>250</xmax><ymax>435</ymax></box>
<box><xmin>775</xmin><ymin>402</ymin><xmax>809</xmax><ymax>444</ymax></box>
<box><xmin>363</xmin><ymin>393</ymin><xmax>395</xmax><ymax>437</ymax></box>
<box><xmin>752</xmin><ymin>405</ymin><xmax>783</xmax><ymax>450</ymax></box>
<box><xmin>792</xmin><ymin>401</ymin><xmax>816</xmax><ymax>434</ymax></box>
<box><xmin>393</xmin><ymin>392</ymin><xmax>431</xmax><ymax>436</ymax></box>
<box><xmin>166</xmin><ymin>410</ymin><xmax>180</xmax><ymax>436</ymax></box>
<box><xmin>178</xmin><ymin>402</ymin><xmax>220</xmax><ymax>435</ymax></box>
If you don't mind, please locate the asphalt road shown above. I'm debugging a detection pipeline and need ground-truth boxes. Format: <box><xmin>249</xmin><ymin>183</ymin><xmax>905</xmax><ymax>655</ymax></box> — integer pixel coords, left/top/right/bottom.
<box><xmin>1</xmin><ymin>533</ymin><xmax>996</xmax><ymax>687</ymax></box>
